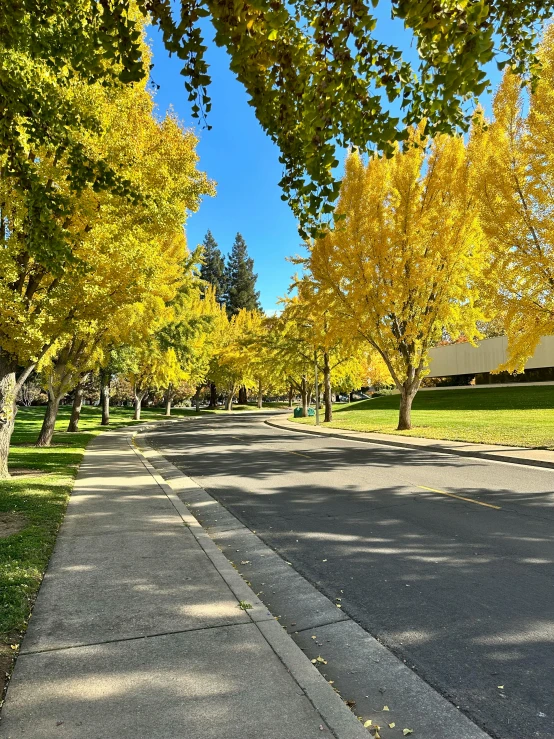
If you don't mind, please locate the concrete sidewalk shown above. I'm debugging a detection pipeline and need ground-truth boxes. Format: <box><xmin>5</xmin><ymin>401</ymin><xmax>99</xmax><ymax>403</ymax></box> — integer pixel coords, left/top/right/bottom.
<box><xmin>0</xmin><ymin>427</ymin><xmax>366</xmax><ymax>739</ymax></box>
<box><xmin>266</xmin><ymin>417</ymin><xmax>554</xmax><ymax>469</ymax></box>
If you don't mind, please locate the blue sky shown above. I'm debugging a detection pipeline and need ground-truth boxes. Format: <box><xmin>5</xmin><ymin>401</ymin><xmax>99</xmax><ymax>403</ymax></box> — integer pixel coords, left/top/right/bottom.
<box><xmin>147</xmin><ymin>11</ymin><xmax>501</xmax><ymax>313</ymax></box>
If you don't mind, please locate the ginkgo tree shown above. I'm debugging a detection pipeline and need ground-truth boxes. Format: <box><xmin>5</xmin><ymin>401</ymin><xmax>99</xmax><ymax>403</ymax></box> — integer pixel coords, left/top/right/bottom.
<box><xmin>469</xmin><ymin>26</ymin><xmax>554</xmax><ymax>371</ymax></box>
<box><xmin>306</xmin><ymin>133</ymin><xmax>486</xmax><ymax>430</ymax></box>
<box><xmin>288</xmin><ymin>276</ymin><xmax>369</xmax><ymax>422</ymax></box>
<box><xmin>0</xmin><ymin>39</ymin><xmax>213</xmax><ymax>471</ymax></box>
<box><xmin>3</xmin><ymin>1</ymin><xmax>551</xmax><ymax>240</ymax></box>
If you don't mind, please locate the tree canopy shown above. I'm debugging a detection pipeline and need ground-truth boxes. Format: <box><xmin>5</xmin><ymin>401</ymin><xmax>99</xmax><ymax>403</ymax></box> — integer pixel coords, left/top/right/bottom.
<box><xmin>3</xmin><ymin>1</ymin><xmax>554</xmax><ymax>239</ymax></box>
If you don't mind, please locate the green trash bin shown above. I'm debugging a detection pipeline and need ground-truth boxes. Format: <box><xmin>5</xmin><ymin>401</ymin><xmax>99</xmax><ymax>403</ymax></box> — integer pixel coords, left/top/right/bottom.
<box><xmin>293</xmin><ymin>407</ymin><xmax>316</xmax><ymax>418</ymax></box>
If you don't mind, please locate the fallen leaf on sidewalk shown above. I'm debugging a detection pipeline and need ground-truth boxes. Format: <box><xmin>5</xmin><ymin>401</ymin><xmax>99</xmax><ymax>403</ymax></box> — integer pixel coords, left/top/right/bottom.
<box><xmin>238</xmin><ymin>601</ymin><xmax>252</xmax><ymax>610</ymax></box>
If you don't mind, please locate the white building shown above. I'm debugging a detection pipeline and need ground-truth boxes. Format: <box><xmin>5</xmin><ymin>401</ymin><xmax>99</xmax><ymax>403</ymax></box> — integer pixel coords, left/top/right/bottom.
<box><xmin>427</xmin><ymin>335</ymin><xmax>554</xmax><ymax>382</ymax></box>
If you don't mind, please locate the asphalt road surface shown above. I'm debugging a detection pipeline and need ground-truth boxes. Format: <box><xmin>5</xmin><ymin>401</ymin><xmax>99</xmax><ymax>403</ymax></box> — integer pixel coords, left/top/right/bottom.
<box><xmin>147</xmin><ymin>412</ymin><xmax>554</xmax><ymax>739</ymax></box>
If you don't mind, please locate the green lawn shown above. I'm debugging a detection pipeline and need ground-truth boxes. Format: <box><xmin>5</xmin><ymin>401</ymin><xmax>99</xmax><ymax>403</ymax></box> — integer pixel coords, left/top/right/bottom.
<box><xmin>0</xmin><ymin>403</ymin><xmax>205</xmax><ymax>703</ymax></box>
<box><xmin>292</xmin><ymin>385</ymin><xmax>554</xmax><ymax>448</ymax></box>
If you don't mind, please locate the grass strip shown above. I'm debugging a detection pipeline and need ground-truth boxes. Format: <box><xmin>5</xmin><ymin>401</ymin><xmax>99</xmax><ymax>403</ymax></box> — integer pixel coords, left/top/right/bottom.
<box><xmin>291</xmin><ymin>385</ymin><xmax>554</xmax><ymax>449</ymax></box>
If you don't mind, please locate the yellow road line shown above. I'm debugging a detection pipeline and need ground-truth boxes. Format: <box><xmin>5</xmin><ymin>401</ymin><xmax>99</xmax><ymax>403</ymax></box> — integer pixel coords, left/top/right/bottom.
<box><xmin>289</xmin><ymin>450</ymin><xmax>312</xmax><ymax>459</ymax></box>
<box><xmin>415</xmin><ymin>485</ymin><xmax>501</xmax><ymax>510</ymax></box>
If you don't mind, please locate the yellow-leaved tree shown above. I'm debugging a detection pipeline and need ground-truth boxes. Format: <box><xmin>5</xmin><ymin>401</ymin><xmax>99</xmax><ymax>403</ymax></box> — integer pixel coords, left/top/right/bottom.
<box><xmin>307</xmin><ymin>134</ymin><xmax>486</xmax><ymax>430</ymax></box>
<box><xmin>469</xmin><ymin>25</ymin><xmax>554</xmax><ymax>370</ymax></box>
<box><xmin>0</xmin><ymin>37</ymin><xmax>213</xmax><ymax>463</ymax></box>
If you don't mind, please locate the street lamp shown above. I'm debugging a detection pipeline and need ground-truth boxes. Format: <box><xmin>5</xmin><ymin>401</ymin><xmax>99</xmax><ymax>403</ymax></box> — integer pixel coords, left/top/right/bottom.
<box><xmin>313</xmin><ymin>349</ymin><xmax>320</xmax><ymax>426</ymax></box>
<box><xmin>302</xmin><ymin>321</ymin><xmax>320</xmax><ymax>426</ymax></box>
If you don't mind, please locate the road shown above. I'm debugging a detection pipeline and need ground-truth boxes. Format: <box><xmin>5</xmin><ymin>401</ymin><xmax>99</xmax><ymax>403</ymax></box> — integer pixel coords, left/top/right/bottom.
<box><xmin>147</xmin><ymin>412</ymin><xmax>554</xmax><ymax>739</ymax></box>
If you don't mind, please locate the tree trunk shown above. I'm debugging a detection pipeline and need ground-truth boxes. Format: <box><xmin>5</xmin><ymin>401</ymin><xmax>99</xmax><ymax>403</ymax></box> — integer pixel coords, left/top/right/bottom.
<box><xmin>323</xmin><ymin>352</ymin><xmax>332</xmax><ymax>423</ymax></box>
<box><xmin>397</xmin><ymin>384</ymin><xmax>418</xmax><ymax>431</ymax></box>
<box><xmin>36</xmin><ymin>393</ymin><xmax>61</xmax><ymax>447</ymax></box>
<box><xmin>67</xmin><ymin>381</ymin><xmax>85</xmax><ymax>432</ymax></box>
<box><xmin>164</xmin><ymin>386</ymin><xmax>172</xmax><ymax>417</ymax></box>
<box><xmin>225</xmin><ymin>390</ymin><xmax>234</xmax><ymax>411</ymax></box>
<box><xmin>208</xmin><ymin>382</ymin><xmax>217</xmax><ymax>409</ymax></box>
<box><xmin>134</xmin><ymin>392</ymin><xmax>144</xmax><ymax>421</ymax></box>
<box><xmin>238</xmin><ymin>385</ymin><xmax>247</xmax><ymax>405</ymax></box>
<box><xmin>0</xmin><ymin>363</ymin><xmax>17</xmax><ymax>479</ymax></box>
<box><xmin>300</xmin><ymin>375</ymin><xmax>309</xmax><ymax>417</ymax></box>
<box><xmin>195</xmin><ymin>386</ymin><xmax>201</xmax><ymax>413</ymax></box>
<box><xmin>288</xmin><ymin>385</ymin><xmax>293</xmax><ymax>409</ymax></box>
<box><xmin>100</xmin><ymin>375</ymin><xmax>110</xmax><ymax>426</ymax></box>
<box><xmin>257</xmin><ymin>379</ymin><xmax>263</xmax><ymax>409</ymax></box>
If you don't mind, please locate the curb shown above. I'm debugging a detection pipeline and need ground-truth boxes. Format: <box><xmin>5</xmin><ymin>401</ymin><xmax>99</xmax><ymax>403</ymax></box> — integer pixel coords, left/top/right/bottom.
<box><xmin>133</xmin><ymin>428</ymin><xmax>492</xmax><ymax>739</ymax></box>
<box><xmin>131</xmin><ymin>433</ymin><xmax>369</xmax><ymax>739</ymax></box>
<box><xmin>264</xmin><ymin>418</ymin><xmax>554</xmax><ymax>471</ymax></box>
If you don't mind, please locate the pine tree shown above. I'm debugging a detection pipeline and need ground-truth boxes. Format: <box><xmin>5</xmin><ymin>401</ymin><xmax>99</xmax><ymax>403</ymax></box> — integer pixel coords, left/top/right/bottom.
<box><xmin>200</xmin><ymin>230</ymin><xmax>226</xmax><ymax>303</ymax></box>
<box><xmin>224</xmin><ymin>233</ymin><xmax>261</xmax><ymax>317</ymax></box>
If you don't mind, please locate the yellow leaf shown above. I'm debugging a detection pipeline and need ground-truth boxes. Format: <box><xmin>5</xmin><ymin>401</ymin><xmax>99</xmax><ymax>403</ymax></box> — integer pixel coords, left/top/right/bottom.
<box><xmin>383</xmin><ymin>705</ymin><xmax>390</xmax><ymax>711</ymax></box>
<box><xmin>403</xmin><ymin>730</ymin><xmax>413</xmax><ymax>736</ymax></box>
<box><xmin>389</xmin><ymin>723</ymin><xmax>396</xmax><ymax>728</ymax></box>
<box><xmin>363</xmin><ymin>720</ymin><xmax>372</xmax><ymax>727</ymax></box>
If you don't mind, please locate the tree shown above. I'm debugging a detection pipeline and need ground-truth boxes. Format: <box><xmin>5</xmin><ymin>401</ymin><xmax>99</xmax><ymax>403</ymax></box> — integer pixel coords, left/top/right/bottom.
<box><xmin>210</xmin><ymin>308</ymin><xmax>265</xmax><ymax>410</ymax></box>
<box><xmin>3</xmin><ymin>1</ymin><xmax>553</xmax><ymax>241</ymax></box>
<box><xmin>224</xmin><ymin>233</ymin><xmax>261</xmax><ymax>317</ymax></box>
<box><xmin>200</xmin><ymin>231</ymin><xmax>226</xmax><ymax>303</ymax></box>
<box><xmin>36</xmin><ymin>330</ymin><xmax>104</xmax><ymax>447</ymax></box>
<box><xmin>0</xmin><ymin>42</ymin><xmax>214</xmax><ymax>468</ymax></box>
<box><xmin>142</xmin><ymin>0</ymin><xmax>554</xmax><ymax>234</ymax></box>
<box><xmin>307</xmin><ymin>134</ymin><xmax>486</xmax><ymax>430</ymax></box>
<box><xmin>290</xmin><ymin>276</ymin><xmax>368</xmax><ymax>422</ymax></box>
<box><xmin>159</xmin><ymin>285</ymin><xmax>227</xmax><ymax>415</ymax></box>
<box><xmin>470</xmin><ymin>27</ymin><xmax>554</xmax><ymax>370</ymax></box>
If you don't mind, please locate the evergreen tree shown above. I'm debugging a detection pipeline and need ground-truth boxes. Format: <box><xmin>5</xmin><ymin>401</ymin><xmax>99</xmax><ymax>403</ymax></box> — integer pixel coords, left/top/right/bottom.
<box><xmin>200</xmin><ymin>230</ymin><xmax>226</xmax><ymax>303</ymax></box>
<box><xmin>224</xmin><ymin>233</ymin><xmax>261</xmax><ymax>317</ymax></box>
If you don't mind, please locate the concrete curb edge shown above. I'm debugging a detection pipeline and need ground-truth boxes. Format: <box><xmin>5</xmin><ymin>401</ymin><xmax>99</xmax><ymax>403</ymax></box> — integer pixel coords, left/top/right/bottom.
<box><xmin>131</xmin><ymin>432</ymin><xmax>369</xmax><ymax>739</ymax></box>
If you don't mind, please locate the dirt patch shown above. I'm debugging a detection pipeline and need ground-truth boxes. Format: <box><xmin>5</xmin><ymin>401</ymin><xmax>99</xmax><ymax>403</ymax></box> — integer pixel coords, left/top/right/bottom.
<box><xmin>9</xmin><ymin>468</ymin><xmax>44</xmax><ymax>478</ymax></box>
<box><xmin>0</xmin><ymin>513</ymin><xmax>28</xmax><ymax>539</ymax></box>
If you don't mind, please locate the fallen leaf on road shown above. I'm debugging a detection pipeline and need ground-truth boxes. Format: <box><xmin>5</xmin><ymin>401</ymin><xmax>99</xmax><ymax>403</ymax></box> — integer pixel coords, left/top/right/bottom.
<box><xmin>311</xmin><ymin>635</ymin><xmax>317</xmax><ymax>639</ymax></box>
<box><xmin>403</xmin><ymin>730</ymin><xmax>413</xmax><ymax>736</ymax></box>
<box><xmin>346</xmin><ymin>699</ymin><xmax>356</xmax><ymax>707</ymax></box>
<box><xmin>383</xmin><ymin>705</ymin><xmax>390</xmax><ymax>711</ymax></box>
<box><xmin>497</xmin><ymin>685</ymin><xmax>504</xmax><ymax>689</ymax></box>
<box><xmin>311</xmin><ymin>656</ymin><xmax>328</xmax><ymax>665</ymax></box>
<box><xmin>240</xmin><ymin>560</ymin><xmax>250</xmax><ymax>565</ymax></box>
<box><xmin>322</xmin><ymin>559</ymin><xmax>327</xmax><ymax>562</ymax></box>
<box><xmin>389</xmin><ymin>723</ymin><xmax>396</xmax><ymax>728</ymax></box>
<box><xmin>363</xmin><ymin>720</ymin><xmax>372</xmax><ymax>727</ymax></box>
<box><xmin>336</xmin><ymin>604</ymin><xmax>342</xmax><ymax>608</ymax></box>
